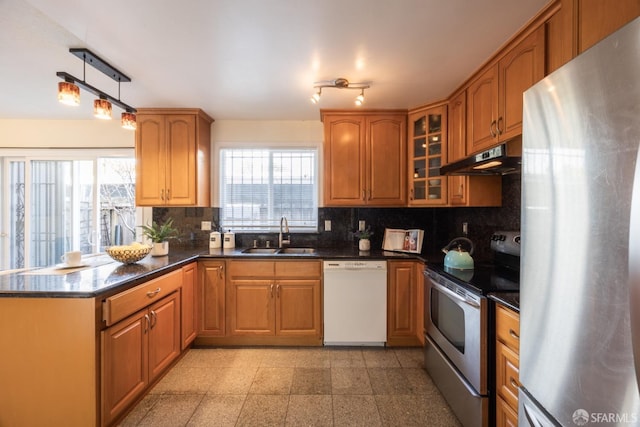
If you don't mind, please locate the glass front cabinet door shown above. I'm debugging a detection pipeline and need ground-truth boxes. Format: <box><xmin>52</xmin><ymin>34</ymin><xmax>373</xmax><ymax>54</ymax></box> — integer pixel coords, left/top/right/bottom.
<box><xmin>408</xmin><ymin>104</ymin><xmax>448</xmax><ymax>205</ymax></box>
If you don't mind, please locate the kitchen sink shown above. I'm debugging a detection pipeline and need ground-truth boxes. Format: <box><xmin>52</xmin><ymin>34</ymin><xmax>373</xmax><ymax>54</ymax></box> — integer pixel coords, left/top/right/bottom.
<box><xmin>241</xmin><ymin>248</ymin><xmax>280</xmax><ymax>254</ymax></box>
<box><xmin>278</xmin><ymin>247</ymin><xmax>316</xmax><ymax>254</ymax></box>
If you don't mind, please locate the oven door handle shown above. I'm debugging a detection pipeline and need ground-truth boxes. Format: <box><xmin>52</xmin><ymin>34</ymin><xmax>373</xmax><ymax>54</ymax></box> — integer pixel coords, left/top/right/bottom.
<box><xmin>428</xmin><ymin>277</ymin><xmax>480</xmax><ymax>308</ymax></box>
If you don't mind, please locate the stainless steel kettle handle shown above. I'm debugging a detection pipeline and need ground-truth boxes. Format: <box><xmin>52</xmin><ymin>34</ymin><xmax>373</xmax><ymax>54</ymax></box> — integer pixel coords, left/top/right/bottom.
<box><xmin>442</xmin><ymin>237</ymin><xmax>474</xmax><ymax>255</ymax></box>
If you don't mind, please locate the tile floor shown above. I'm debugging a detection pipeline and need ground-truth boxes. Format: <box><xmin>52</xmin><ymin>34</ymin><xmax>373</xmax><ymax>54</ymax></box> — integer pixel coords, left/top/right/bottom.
<box><xmin>118</xmin><ymin>346</ymin><xmax>461</xmax><ymax>427</ymax></box>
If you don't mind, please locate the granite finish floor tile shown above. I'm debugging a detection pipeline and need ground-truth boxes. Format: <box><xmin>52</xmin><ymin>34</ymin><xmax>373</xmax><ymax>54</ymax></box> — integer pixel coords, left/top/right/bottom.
<box><xmin>118</xmin><ymin>347</ymin><xmax>463</xmax><ymax>427</ymax></box>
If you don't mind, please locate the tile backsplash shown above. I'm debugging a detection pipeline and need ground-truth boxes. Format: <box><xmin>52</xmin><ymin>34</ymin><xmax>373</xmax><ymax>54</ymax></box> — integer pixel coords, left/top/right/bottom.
<box><xmin>154</xmin><ymin>173</ymin><xmax>520</xmax><ymax>262</ymax></box>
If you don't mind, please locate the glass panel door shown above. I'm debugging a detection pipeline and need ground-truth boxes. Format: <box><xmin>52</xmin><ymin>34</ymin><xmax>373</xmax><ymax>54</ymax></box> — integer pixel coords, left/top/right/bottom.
<box><xmin>408</xmin><ymin>104</ymin><xmax>448</xmax><ymax>205</ymax></box>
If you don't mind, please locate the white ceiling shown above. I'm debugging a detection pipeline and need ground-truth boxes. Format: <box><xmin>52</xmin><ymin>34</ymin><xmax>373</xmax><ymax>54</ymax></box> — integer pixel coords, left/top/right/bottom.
<box><xmin>1</xmin><ymin>0</ymin><xmax>549</xmax><ymax>122</ymax></box>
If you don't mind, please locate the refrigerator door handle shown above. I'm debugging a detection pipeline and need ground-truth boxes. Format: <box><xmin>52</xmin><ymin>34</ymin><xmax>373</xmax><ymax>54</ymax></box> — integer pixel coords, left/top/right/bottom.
<box><xmin>630</xmin><ymin>147</ymin><xmax>640</xmax><ymax>390</ymax></box>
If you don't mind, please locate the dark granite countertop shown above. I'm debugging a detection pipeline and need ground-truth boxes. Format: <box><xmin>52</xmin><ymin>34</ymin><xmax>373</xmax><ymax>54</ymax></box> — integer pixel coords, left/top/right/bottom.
<box><xmin>489</xmin><ymin>292</ymin><xmax>520</xmax><ymax>312</ymax></box>
<box><xmin>0</xmin><ymin>246</ymin><xmax>426</xmax><ymax>299</ymax></box>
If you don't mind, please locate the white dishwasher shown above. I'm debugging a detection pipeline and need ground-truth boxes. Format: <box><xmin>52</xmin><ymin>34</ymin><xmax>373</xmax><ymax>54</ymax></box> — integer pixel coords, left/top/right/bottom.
<box><xmin>323</xmin><ymin>260</ymin><xmax>387</xmax><ymax>346</ymax></box>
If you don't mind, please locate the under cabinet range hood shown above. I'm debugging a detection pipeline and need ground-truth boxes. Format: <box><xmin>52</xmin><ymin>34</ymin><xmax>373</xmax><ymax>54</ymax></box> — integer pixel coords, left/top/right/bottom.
<box><xmin>440</xmin><ymin>139</ymin><xmax>522</xmax><ymax>175</ymax></box>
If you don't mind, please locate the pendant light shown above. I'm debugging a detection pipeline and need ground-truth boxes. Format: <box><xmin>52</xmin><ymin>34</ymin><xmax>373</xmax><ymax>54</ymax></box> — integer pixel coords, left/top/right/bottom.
<box><xmin>121</xmin><ymin>110</ymin><xmax>137</xmax><ymax>130</ymax></box>
<box><xmin>94</xmin><ymin>97</ymin><xmax>112</xmax><ymax>120</ymax></box>
<box><xmin>58</xmin><ymin>80</ymin><xmax>80</xmax><ymax>106</ymax></box>
<box><xmin>56</xmin><ymin>48</ymin><xmax>136</xmax><ymax>129</ymax></box>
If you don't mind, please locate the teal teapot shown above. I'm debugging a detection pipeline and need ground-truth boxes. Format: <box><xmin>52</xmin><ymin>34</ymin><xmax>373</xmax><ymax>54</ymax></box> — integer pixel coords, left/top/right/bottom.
<box><xmin>442</xmin><ymin>237</ymin><xmax>475</xmax><ymax>270</ymax></box>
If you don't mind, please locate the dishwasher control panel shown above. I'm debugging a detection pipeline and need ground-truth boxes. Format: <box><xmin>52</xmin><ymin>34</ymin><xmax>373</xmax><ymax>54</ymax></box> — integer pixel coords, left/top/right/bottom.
<box><xmin>323</xmin><ymin>260</ymin><xmax>387</xmax><ymax>270</ymax></box>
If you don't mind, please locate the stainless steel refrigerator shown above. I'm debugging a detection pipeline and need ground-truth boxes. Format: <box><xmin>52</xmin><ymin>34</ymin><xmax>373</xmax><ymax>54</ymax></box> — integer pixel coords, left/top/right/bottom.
<box><xmin>520</xmin><ymin>17</ymin><xmax>640</xmax><ymax>426</ymax></box>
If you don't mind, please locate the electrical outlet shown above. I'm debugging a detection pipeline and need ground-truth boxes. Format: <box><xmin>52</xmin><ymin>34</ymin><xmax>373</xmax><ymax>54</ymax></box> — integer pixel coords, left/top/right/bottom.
<box><xmin>324</xmin><ymin>220</ymin><xmax>331</xmax><ymax>232</ymax></box>
<box><xmin>201</xmin><ymin>221</ymin><xmax>212</xmax><ymax>231</ymax></box>
<box><xmin>462</xmin><ymin>222</ymin><xmax>468</xmax><ymax>235</ymax></box>
<box><xmin>359</xmin><ymin>220</ymin><xmax>365</xmax><ymax>231</ymax></box>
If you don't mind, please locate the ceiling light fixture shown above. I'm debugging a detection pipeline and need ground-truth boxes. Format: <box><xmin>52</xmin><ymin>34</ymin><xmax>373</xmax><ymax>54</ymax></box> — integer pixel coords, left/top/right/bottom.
<box><xmin>310</xmin><ymin>78</ymin><xmax>370</xmax><ymax>106</ymax></box>
<box><xmin>56</xmin><ymin>48</ymin><xmax>137</xmax><ymax>130</ymax></box>
<box><xmin>94</xmin><ymin>96</ymin><xmax>112</xmax><ymax>120</ymax></box>
<box><xmin>58</xmin><ymin>79</ymin><xmax>80</xmax><ymax>106</ymax></box>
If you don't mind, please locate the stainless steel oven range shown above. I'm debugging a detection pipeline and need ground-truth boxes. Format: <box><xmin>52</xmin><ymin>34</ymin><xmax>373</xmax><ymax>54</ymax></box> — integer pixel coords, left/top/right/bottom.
<box><xmin>423</xmin><ymin>231</ymin><xmax>520</xmax><ymax>427</ymax></box>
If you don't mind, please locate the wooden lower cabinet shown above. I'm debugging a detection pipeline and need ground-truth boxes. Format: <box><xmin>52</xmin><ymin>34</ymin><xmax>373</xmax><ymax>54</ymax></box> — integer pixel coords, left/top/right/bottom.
<box><xmin>276</xmin><ymin>280</ymin><xmax>321</xmax><ymax>336</ymax></box>
<box><xmin>387</xmin><ymin>260</ymin><xmax>423</xmax><ymax>346</ymax></box>
<box><xmin>225</xmin><ymin>260</ymin><xmax>322</xmax><ymax>345</ymax></box>
<box><xmin>101</xmin><ymin>291</ymin><xmax>181</xmax><ymax>426</ymax></box>
<box><xmin>198</xmin><ymin>260</ymin><xmax>226</xmax><ymax>336</ymax></box>
<box><xmin>496</xmin><ymin>395</ymin><xmax>519</xmax><ymax>427</ymax></box>
<box><xmin>495</xmin><ymin>304</ymin><xmax>521</xmax><ymax>427</ymax></box>
<box><xmin>230</xmin><ymin>279</ymin><xmax>275</xmax><ymax>335</ymax></box>
<box><xmin>181</xmin><ymin>262</ymin><xmax>197</xmax><ymax>349</ymax></box>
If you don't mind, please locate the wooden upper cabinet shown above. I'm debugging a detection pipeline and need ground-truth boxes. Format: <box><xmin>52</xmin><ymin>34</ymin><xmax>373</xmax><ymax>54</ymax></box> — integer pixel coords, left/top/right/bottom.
<box><xmin>135</xmin><ymin>108</ymin><xmax>213</xmax><ymax>207</ymax></box>
<box><xmin>467</xmin><ymin>26</ymin><xmax>545</xmax><ymax>155</ymax></box>
<box><xmin>467</xmin><ymin>65</ymin><xmax>499</xmax><ymax>155</ymax></box>
<box><xmin>322</xmin><ymin>115</ymin><xmax>366</xmax><ymax>205</ymax></box>
<box><xmin>322</xmin><ymin>111</ymin><xmax>407</xmax><ymax>207</ymax></box>
<box><xmin>407</xmin><ymin>104</ymin><xmax>447</xmax><ymax>206</ymax></box>
<box><xmin>368</xmin><ymin>115</ymin><xmax>407</xmax><ymax>205</ymax></box>
<box><xmin>576</xmin><ymin>0</ymin><xmax>640</xmax><ymax>53</ymax></box>
<box><xmin>447</xmin><ymin>91</ymin><xmax>466</xmax><ymax>164</ymax></box>
<box><xmin>446</xmin><ymin>90</ymin><xmax>502</xmax><ymax>207</ymax></box>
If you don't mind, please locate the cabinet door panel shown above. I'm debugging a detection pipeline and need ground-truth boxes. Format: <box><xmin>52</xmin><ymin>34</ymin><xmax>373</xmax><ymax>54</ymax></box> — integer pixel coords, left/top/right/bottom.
<box><xmin>496</xmin><ymin>395</ymin><xmax>518</xmax><ymax>427</ymax></box>
<box><xmin>578</xmin><ymin>0</ymin><xmax>640</xmax><ymax>52</ymax></box>
<box><xmin>166</xmin><ymin>115</ymin><xmax>197</xmax><ymax>205</ymax></box>
<box><xmin>368</xmin><ymin>116</ymin><xmax>406</xmax><ymax>205</ymax></box>
<box><xmin>199</xmin><ymin>261</ymin><xmax>226</xmax><ymax>336</ymax></box>
<box><xmin>101</xmin><ymin>311</ymin><xmax>148</xmax><ymax>426</ymax></box>
<box><xmin>448</xmin><ymin>91</ymin><xmax>466</xmax><ymax>163</ymax></box>
<box><xmin>181</xmin><ymin>263</ymin><xmax>197</xmax><ymax>349</ymax></box>
<box><xmin>467</xmin><ymin>66</ymin><xmax>498</xmax><ymax>155</ymax></box>
<box><xmin>499</xmin><ymin>26</ymin><xmax>545</xmax><ymax>141</ymax></box>
<box><xmin>276</xmin><ymin>280</ymin><xmax>321</xmax><ymax>336</ymax></box>
<box><xmin>135</xmin><ymin>115</ymin><xmax>166</xmax><ymax>205</ymax></box>
<box><xmin>323</xmin><ymin>116</ymin><xmax>366</xmax><ymax>205</ymax></box>
<box><xmin>229</xmin><ymin>280</ymin><xmax>275</xmax><ymax>335</ymax></box>
<box><xmin>148</xmin><ymin>292</ymin><xmax>181</xmax><ymax>381</ymax></box>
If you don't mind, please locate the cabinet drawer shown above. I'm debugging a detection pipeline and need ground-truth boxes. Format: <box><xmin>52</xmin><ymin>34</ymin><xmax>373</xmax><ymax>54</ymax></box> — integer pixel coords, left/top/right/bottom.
<box><xmin>275</xmin><ymin>261</ymin><xmax>321</xmax><ymax>278</ymax></box>
<box><xmin>496</xmin><ymin>341</ymin><xmax>520</xmax><ymax>412</ymax></box>
<box><xmin>496</xmin><ymin>395</ymin><xmax>518</xmax><ymax>427</ymax></box>
<box><xmin>496</xmin><ymin>304</ymin><xmax>520</xmax><ymax>352</ymax></box>
<box><xmin>103</xmin><ymin>269</ymin><xmax>182</xmax><ymax>326</ymax></box>
<box><xmin>228</xmin><ymin>260</ymin><xmax>274</xmax><ymax>278</ymax></box>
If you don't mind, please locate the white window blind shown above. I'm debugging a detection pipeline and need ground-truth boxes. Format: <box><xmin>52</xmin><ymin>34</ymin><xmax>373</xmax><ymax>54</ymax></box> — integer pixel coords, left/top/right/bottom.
<box><xmin>220</xmin><ymin>148</ymin><xmax>318</xmax><ymax>232</ymax></box>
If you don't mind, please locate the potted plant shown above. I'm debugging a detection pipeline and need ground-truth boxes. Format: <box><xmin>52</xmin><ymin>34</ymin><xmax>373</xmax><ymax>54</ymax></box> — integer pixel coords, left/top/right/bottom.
<box><xmin>354</xmin><ymin>227</ymin><xmax>373</xmax><ymax>251</ymax></box>
<box><xmin>140</xmin><ymin>218</ymin><xmax>179</xmax><ymax>256</ymax></box>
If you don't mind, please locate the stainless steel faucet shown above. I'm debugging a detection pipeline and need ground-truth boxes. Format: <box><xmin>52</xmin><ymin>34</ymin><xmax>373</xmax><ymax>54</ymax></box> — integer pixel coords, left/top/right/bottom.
<box><xmin>279</xmin><ymin>216</ymin><xmax>290</xmax><ymax>247</ymax></box>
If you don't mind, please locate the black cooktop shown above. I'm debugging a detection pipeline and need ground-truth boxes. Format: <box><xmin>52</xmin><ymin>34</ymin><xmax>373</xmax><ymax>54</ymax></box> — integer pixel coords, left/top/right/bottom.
<box><xmin>426</xmin><ymin>262</ymin><xmax>520</xmax><ymax>295</ymax></box>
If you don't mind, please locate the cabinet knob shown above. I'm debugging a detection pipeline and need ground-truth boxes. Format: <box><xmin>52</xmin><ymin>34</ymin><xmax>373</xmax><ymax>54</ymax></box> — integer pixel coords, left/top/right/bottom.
<box><xmin>497</xmin><ymin>117</ymin><xmax>504</xmax><ymax>135</ymax></box>
<box><xmin>144</xmin><ymin>314</ymin><xmax>150</xmax><ymax>333</ymax></box>
<box><xmin>509</xmin><ymin>329</ymin><xmax>520</xmax><ymax>340</ymax></box>
<box><xmin>166</xmin><ymin>188</ymin><xmax>171</xmax><ymax>200</ymax></box>
<box><xmin>160</xmin><ymin>189</ymin><xmax>165</xmax><ymax>201</ymax></box>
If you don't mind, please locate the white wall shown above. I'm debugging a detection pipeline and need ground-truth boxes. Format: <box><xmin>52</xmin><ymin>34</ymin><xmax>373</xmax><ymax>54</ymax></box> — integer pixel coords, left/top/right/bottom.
<box><xmin>0</xmin><ymin>118</ymin><xmax>325</xmax><ymax>205</ymax></box>
<box><xmin>0</xmin><ymin>119</ymin><xmax>135</xmax><ymax>148</ymax></box>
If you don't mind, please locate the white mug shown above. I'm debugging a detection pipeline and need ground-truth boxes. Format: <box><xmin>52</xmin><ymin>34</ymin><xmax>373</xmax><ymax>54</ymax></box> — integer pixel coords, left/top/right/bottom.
<box><xmin>61</xmin><ymin>251</ymin><xmax>82</xmax><ymax>266</ymax></box>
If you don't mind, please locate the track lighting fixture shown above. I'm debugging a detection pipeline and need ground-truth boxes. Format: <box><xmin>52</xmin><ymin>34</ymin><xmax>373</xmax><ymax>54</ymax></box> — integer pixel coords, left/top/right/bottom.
<box><xmin>57</xmin><ymin>48</ymin><xmax>137</xmax><ymax>130</ymax></box>
<box><xmin>310</xmin><ymin>78</ymin><xmax>370</xmax><ymax>106</ymax></box>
